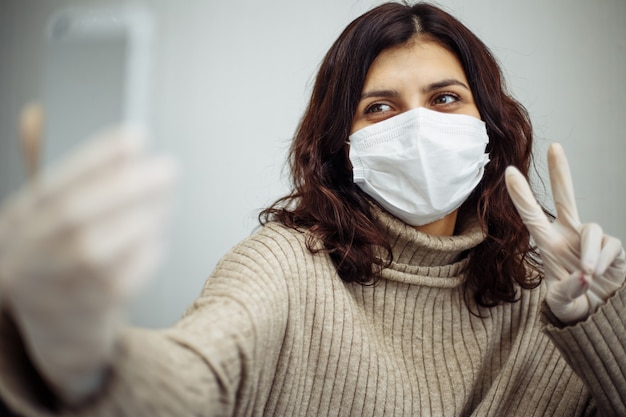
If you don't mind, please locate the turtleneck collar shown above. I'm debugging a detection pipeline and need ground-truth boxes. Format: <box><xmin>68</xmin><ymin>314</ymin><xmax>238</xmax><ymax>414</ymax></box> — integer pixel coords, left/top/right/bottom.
<box><xmin>371</xmin><ymin>204</ymin><xmax>486</xmax><ymax>287</ymax></box>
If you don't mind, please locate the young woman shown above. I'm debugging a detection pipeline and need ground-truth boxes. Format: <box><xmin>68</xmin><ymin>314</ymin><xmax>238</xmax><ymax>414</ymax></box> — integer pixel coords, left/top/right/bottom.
<box><xmin>0</xmin><ymin>2</ymin><xmax>624</xmax><ymax>416</ymax></box>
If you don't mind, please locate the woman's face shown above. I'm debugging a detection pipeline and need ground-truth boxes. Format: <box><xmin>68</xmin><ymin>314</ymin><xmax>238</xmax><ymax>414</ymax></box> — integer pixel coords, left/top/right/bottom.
<box><xmin>350</xmin><ymin>36</ymin><xmax>481</xmax><ymax>134</ymax></box>
<box><xmin>349</xmin><ymin>36</ymin><xmax>482</xmax><ymax>235</ymax></box>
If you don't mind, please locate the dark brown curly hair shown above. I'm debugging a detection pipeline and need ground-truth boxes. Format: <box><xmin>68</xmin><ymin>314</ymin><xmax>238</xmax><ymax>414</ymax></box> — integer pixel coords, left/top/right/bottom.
<box><xmin>260</xmin><ymin>1</ymin><xmax>543</xmax><ymax>307</ymax></box>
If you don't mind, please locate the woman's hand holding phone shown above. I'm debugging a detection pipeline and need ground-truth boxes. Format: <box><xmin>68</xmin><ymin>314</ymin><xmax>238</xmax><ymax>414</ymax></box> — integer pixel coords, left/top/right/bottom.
<box><xmin>0</xmin><ymin>108</ymin><xmax>177</xmax><ymax>404</ymax></box>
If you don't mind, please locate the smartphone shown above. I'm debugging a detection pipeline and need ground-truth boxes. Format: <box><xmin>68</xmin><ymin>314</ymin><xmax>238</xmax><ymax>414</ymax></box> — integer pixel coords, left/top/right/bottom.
<box><xmin>41</xmin><ymin>4</ymin><xmax>155</xmax><ymax>166</ymax></box>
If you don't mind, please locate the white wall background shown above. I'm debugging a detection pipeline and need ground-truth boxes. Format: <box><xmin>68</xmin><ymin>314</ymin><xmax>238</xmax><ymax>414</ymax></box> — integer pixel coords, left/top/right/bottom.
<box><xmin>1</xmin><ymin>0</ymin><xmax>625</xmax><ymax>328</ymax></box>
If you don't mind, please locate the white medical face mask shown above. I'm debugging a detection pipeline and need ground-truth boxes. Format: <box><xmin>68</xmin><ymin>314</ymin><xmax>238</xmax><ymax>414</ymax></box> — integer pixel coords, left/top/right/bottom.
<box><xmin>348</xmin><ymin>107</ymin><xmax>490</xmax><ymax>226</ymax></box>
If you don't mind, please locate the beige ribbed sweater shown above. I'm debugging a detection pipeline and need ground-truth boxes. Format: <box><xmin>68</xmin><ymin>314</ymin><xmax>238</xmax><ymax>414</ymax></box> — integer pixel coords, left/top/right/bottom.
<box><xmin>0</xmin><ymin>211</ymin><xmax>625</xmax><ymax>416</ymax></box>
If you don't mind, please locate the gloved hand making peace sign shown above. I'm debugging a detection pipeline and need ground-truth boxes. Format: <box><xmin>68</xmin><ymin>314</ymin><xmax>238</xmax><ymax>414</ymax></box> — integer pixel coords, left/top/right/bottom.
<box><xmin>505</xmin><ymin>143</ymin><xmax>626</xmax><ymax>324</ymax></box>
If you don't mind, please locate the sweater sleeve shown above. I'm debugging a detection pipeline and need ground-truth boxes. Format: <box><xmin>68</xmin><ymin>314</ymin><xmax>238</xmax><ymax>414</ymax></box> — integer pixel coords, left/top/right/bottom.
<box><xmin>0</xmin><ymin>226</ymin><xmax>292</xmax><ymax>417</ymax></box>
<box><xmin>542</xmin><ymin>282</ymin><xmax>626</xmax><ymax>417</ymax></box>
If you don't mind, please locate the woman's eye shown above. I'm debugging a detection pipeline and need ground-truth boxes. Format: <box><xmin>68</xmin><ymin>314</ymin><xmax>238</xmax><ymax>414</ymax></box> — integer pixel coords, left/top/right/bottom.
<box><xmin>432</xmin><ymin>93</ymin><xmax>459</xmax><ymax>106</ymax></box>
<box><xmin>365</xmin><ymin>103</ymin><xmax>393</xmax><ymax>114</ymax></box>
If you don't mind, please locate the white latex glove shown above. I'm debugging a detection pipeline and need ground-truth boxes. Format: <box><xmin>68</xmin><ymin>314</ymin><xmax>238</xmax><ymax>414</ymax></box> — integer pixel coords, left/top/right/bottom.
<box><xmin>0</xmin><ymin>125</ymin><xmax>177</xmax><ymax>404</ymax></box>
<box><xmin>505</xmin><ymin>143</ymin><xmax>626</xmax><ymax>324</ymax></box>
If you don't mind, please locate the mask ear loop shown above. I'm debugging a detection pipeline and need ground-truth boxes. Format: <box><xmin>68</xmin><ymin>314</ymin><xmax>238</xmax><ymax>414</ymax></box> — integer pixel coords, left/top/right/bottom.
<box><xmin>345</xmin><ymin>140</ymin><xmax>353</xmax><ymax>170</ymax></box>
<box><xmin>483</xmin><ymin>124</ymin><xmax>494</xmax><ymax>154</ymax></box>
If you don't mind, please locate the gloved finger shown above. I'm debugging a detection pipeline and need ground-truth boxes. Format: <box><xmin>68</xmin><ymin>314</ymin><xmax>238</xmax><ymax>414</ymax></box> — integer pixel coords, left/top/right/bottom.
<box><xmin>579</xmin><ymin>223</ymin><xmax>603</xmax><ymax>274</ymax></box>
<box><xmin>0</xmin><ymin>186</ymin><xmax>32</xmax><ymax>247</ymax></box>
<box><xmin>39</xmin><ymin>126</ymin><xmax>147</xmax><ymax>203</ymax></box>
<box><xmin>587</xmin><ymin>272</ymin><xmax>623</xmax><ymax>303</ymax></box>
<box><xmin>40</xmin><ymin>155</ymin><xmax>177</xmax><ymax>236</ymax></box>
<box><xmin>77</xmin><ymin>193</ymin><xmax>173</xmax><ymax>268</ymax></box>
<box><xmin>548</xmin><ymin>270</ymin><xmax>590</xmax><ymax>303</ymax></box>
<box><xmin>0</xmin><ymin>206</ymin><xmax>14</xmax><ymax>254</ymax></box>
<box><xmin>505</xmin><ymin>166</ymin><xmax>554</xmax><ymax>247</ymax></box>
<box><xmin>0</xmin><ymin>127</ymin><xmax>146</xmax><ymax>241</ymax></box>
<box><xmin>596</xmin><ymin>236</ymin><xmax>625</xmax><ymax>276</ymax></box>
<box><xmin>13</xmin><ymin>220</ymin><xmax>166</xmax><ymax>313</ymax></box>
<box><xmin>546</xmin><ymin>270</ymin><xmax>590</xmax><ymax>322</ymax></box>
<box><xmin>109</xmin><ymin>236</ymin><xmax>164</xmax><ymax>298</ymax></box>
<box><xmin>547</xmin><ymin>143</ymin><xmax>581</xmax><ymax>229</ymax></box>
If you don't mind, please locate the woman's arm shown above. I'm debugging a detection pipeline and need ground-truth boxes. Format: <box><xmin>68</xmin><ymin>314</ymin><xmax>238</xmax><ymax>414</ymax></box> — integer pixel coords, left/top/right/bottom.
<box><xmin>0</xmin><ymin>126</ymin><xmax>177</xmax><ymax>405</ymax></box>
<box><xmin>0</xmin><ymin>120</ymin><xmax>289</xmax><ymax>415</ymax></box>
<box><xmin>542</xmin><ymin>285</ymin><xmax>626</xmax><ymax>416</ymax></box>
<box><xmin>0</xmin><ymin>230</ymin><xmax>291</xmax><ymax>416</ymax></box>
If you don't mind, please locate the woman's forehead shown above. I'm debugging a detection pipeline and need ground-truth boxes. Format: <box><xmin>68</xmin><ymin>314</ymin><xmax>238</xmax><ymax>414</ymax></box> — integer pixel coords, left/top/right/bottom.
<box><xmin>364</xmin><ymin>38</ymin><xmax>468</xmax><ymax>89</ymax></box>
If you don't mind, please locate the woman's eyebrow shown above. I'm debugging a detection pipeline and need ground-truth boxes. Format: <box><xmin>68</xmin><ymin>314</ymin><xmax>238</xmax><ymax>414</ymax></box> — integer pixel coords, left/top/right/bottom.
<box><xmin>360</xmin><ymin>79</ymin><xmax>470</xmax><ymax>101</ymax></box>
<box><xmin>360</xmin><ymin>89</ymin><xmax>400</xmax><ymax>100</ymax></box>
<box><xmin>421</xmin><ymin>79</ymin><xmax>470</xmax><ymax>93</ymax></box>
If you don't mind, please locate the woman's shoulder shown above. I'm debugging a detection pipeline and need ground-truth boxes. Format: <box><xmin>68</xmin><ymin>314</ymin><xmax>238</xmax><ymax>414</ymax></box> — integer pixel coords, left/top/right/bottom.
<box><xmin>245</xmin><ymin>221</ymin><xmax>311</xmax><ymax>251</ymax></box>
<box><xmin>198</xmin><ymin>222</ymin><xmax>335</xmax><ymax>305</ymax></box>
<box><xmin>218</xmin><ymin>221</ymin><xmax>321</xmax><ymax>272</ymax></box>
